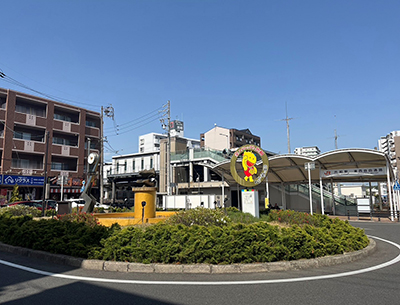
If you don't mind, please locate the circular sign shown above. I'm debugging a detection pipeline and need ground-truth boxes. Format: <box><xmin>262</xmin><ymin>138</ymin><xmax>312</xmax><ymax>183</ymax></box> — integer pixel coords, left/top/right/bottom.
<box><xmin>230</xmin><ymin>145</ymin><xmax>269</xmax><ymax>187</ymax></box>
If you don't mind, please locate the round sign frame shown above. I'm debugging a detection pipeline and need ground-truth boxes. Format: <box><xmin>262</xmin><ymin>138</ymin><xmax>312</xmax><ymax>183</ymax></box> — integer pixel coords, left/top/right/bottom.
<box><xmin>230</xmin><ymin>145</ymin><xmax>269</xmax><ymax>187</ymax></box>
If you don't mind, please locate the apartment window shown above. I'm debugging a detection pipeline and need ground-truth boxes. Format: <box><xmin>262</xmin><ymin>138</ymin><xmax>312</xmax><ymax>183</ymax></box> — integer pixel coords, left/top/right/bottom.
<box><xmin>124</xmin><ymin>161</ymin><xmax>127</xmax><ymax>172</ymax></box>
<box><xmin>85</xmin><ymin>117</ymin><xmax>100</xmax><ymax>128</ymax></box>
<box><xmin>14</xmin><ymin>126</ymin><xmax>45</xmax><ymax>142</ymax></box>
<box><xmin>84</xmin><ymin>141</ymin><xmax>97</xmax><ymax>150</ymax></box>
<box><xmin>0</xmin><ymin>96</ymin><xmax>6</xmax><ymax>109</ymax></box>
<box><xmin>132</xmin><ymin>160</ymin><xmax>135</xmax><ymax>172</ymax></box>
<box><xmin>141</xmin><ymin>159</ymin><xmax>144</xmax><ymax>170</ymax></box>
<box><xmin>150</xmin><ymin>158</ymin><xmax>153</xmax><ymax>169</ymax></box>
<box><xmin>140</xmin><ymin>147</ymin><xmax>144</xmax><ymax>153</ymax></box>
<box><xmin>116</xmin><ymin>162</ymin><xmax>119</xmax><ymax>174</ymax></box>
<box><xmin>12</xmin><ymin>153</ymin><xmax>43</xmax><ymax>169</ymax></box>
<box><xmin>15</xmin><ymin>98</ymin><xmax>46</xmax><ymax>117</ymax></box>
<box><xmin>51</xmin><ymin>157</ymin><xmax>77</xmax><ymax>171</ymax></box>
<box><xmin>54</xmin><ymin>113</ymin><xmax>72</xmax><ymax>122</ymax></box>
<box><xmin>54</xmin><ymin>107</ymin><xmax>79</xmax><ymax>123</ymax></box>
<box><xmin>53</xmin><ymin>132</ymin><xmax>78</xmax><ymax>146</ymax></box>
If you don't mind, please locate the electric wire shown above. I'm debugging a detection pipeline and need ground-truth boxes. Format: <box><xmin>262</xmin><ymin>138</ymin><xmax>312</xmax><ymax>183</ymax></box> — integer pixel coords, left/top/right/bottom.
<box><xmin>0</xmin><ymin>69</ymin><xmax>99</xmax><ymax>110</ymax></box>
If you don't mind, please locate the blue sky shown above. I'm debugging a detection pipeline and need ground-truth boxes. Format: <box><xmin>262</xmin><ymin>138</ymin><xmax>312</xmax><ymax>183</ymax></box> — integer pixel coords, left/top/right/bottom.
<box><xmin>1</xmin><ymin>0</ymin><xmax>399</xmax><ymax>161</ymax></box>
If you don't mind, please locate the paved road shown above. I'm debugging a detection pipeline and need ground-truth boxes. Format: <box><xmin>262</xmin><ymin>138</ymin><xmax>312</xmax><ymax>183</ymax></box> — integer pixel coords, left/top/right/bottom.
<box><xmin>1</xmin><ymin>221</ymin><xmax>400</xmax><ymax>305</ymax></box>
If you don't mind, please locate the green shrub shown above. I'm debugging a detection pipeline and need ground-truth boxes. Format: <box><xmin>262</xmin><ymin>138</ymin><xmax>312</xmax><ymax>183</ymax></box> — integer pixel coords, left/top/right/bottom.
<box><xmin>90</xmin><ymin>217</ymin><xmax>369</xmax><ymax>264</ymax></box>
<box><xmin>55</xmin><ymin>212</ymin><xmax>100</xmax><ymax>228</ymax></box>
<box><xmin>166</xmin><ymin>207</ymin><xmax>230</xmax><ymax>227</ymax></box>
<box><xmin>0</xmin><ymin>207</ymin><xmax>369</xmax><ymax>263</ymax></box>
<box><xmin>45</xmin><ymin>209</ymin><xmax>57</xmax><ymax>217</ymax></box>
<box><xmin>266</xmin><ymin>209</ymin><xmax>331</xmax><ymax>227</ymax></box>
<box><xmin>0</xmin><ymin>213</ymin><xmax>117</xmax><ymax>258</ymax></box>
<box><xmin>108</xmin><ymin>207</ymin><xmax>134</xmax><ymax>213</ymax></box>
<box><xmin>0</xmin><ymin>205</ymin><xmax>42</xmax><ymax>217</ymax></box>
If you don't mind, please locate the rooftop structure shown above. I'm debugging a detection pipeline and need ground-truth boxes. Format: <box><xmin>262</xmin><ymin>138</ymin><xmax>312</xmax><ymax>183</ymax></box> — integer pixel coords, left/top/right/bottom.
<box><xmin>294</xmin><ymin>146</ymin><xmax>321</xmax><ymax>157</ymax></box>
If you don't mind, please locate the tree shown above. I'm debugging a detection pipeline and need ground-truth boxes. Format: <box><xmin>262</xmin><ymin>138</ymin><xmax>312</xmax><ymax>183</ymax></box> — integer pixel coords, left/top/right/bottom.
<box><xmin>10</xmin><ymin>185</ymin><xmax>22</xmax><ymax>203</ymax></box>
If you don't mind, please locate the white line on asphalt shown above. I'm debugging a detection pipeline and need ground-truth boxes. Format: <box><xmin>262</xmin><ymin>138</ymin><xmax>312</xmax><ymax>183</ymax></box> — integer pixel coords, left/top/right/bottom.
<box><xmin>0</xmin><ymin>235</ymin><xmax>399</xmax><ymax>286</ymax></box>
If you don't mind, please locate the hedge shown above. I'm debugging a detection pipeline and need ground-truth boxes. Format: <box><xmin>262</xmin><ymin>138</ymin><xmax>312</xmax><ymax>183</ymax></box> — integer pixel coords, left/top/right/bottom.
<box><xmin>0</xmin><ymin>207</ymin><xmax>369</xmax><ymax>264</ymax></box>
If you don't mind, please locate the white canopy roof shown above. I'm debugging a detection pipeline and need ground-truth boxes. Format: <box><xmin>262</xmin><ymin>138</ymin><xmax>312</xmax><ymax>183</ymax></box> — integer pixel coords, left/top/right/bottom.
<box><xmin>211</xmin><ymin>148</ymin><xmax>393</xmax><ymax>185</ymax></box>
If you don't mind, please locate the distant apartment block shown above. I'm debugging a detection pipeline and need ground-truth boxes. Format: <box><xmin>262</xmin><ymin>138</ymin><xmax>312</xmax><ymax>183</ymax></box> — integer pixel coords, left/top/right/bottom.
<box><xmin>294</xmin><ymin>146</ymin><xmax>321</xmax><ymax>157</ymax></box>
<box><xmin>378</xmin><ymin>131</ymin><xmax>400</xmax><ymax>174</ymax></box>
<box><xmin>0</xmin><ymin>88</ymin><xmax>101</xmax><ymax>200</ymax></box>
<box><xmin>200</xmin><ymin>126</ymin><xmax>261</xmax><ymax>151</ymax></box>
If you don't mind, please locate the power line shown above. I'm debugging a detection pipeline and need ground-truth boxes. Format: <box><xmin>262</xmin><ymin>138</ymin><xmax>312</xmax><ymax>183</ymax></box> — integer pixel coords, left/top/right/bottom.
<box><xmin>106</xmin><ymin>115</ymin><xmax>162</xmax><ymax>137</ymax></box>
<box><xmin>0</xmin><ymin>69</ymin><xmax>99</xmax><ymax>110</ymax></box>
<box><xmin>103</xmin><ymin>106</ymin><xmax>164</xmax><ymax>133</ymax></box>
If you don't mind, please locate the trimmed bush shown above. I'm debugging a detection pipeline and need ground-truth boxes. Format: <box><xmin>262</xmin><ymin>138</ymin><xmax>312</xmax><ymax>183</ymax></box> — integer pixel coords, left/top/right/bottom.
<box><xmin>90</xmin><ymin>216</ymin><xmax>369</xmax><ymax>264</ymax></box>
<box><xmin>166</xmin><ymin>207</ymin><xmax>230</xmax><ymax>227</ymax></box>
<box><xmin>55</xmin><ymin>212</ymin><xmax>100</xmax><ymax>228</ymax></box>
<box><xmin>0</xmin><ymin>207</ymin><xmax>369</xmax><ymax>264</ymax></box>
<box><xmin>0</xmin><ymin>212</ymin><xmax>118</xmax><ymax>258</ymax></box>
<box><xmin>0</xmin><ymin>205</ymin><xmax>42</xmax><ymax>217</ymax></box>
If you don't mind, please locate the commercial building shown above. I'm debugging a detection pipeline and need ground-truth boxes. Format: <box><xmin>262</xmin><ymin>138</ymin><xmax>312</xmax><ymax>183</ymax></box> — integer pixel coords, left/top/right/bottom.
<box><xmin>0</xmin><ymin>88</ymin><xmax>101</xmax><ymax>201</ymax></box>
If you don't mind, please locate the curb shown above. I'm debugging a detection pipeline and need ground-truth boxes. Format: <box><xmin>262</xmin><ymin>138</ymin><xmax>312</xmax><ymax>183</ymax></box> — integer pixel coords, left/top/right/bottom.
<box><xmin>0</xmin><ymin>238</ymin><xmax>376</xmax><ymax>274</ymax></box>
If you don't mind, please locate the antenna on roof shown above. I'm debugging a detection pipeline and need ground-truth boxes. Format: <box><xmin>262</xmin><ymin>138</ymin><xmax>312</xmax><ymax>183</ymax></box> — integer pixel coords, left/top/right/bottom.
<box><xmin>329</xmin><ymin>115</ymin><xmax>344</xmax><ymax>150</ymax></box>
<box><xmin>280</xmin><ymin>102</ymin><xmax>294</xmax><ymax>153</ymax></box>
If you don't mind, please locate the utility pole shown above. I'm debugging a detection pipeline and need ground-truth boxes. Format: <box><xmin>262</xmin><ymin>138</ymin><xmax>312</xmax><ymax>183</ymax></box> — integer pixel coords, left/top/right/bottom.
<box><xmin>87</xmin><ymin>137</ymin><xmax>91</xmax><ymax>183</ymax></box>
<box><xmin>160</xmin><ymin>101</ymin><xmax>171</xmax><ymax>195</ymax></box>
<box><xmin>101</xmin><ymin>105</ymin><xmax>114</xmax><ymax>204</ymax></box>
<box><xmin>100</xmin><ymin>106</ymin><xmax>104</xmax><ymax>205</ymax></box>
<box><xmin>281</xmin><ymin>102</ymin><xmax>293</xmax><ymax>154</ymax></box>
<box><xmin>167</xmin><ymin>100</ymin><xmax>171</xmax><ymax>196</ymax></box>
<box><xmin>42</xmin><ymin>131</ymin><xmax>50</xmax><ymax>216</ymax></box>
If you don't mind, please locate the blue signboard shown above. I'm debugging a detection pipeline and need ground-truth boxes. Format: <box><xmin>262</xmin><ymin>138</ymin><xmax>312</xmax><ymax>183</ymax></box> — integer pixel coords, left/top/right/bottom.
<box><xmin>1</xmin><ymin>175</ymin><xmax>45</xmax><ymax>186</ymax></box>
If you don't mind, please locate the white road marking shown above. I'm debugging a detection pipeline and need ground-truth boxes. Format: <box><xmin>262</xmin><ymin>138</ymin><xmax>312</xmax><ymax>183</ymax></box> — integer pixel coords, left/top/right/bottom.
<box><xmin>0</xmin><ymin>235</ymin><xmax>399</xmax><ymax>286</ymax></box>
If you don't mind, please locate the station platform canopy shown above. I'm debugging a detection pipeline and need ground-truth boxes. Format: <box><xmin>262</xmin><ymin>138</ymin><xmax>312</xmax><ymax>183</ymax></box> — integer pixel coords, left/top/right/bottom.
<box><xmin>211</xmin><ymin>148</ymin><xmax>394</xmax><ymax>186</ymax></box>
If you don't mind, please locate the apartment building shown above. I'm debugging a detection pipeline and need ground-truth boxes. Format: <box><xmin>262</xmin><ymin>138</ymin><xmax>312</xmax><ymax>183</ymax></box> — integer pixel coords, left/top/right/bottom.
<box><xmin>200</xmin><ymin>125</ymin><xmax>261</xmax><ymax>151</ymax></box>
<box><xmin>0</xmin><ymin>88</ymin><xmax>101</xmax><ymax>201</ymax></box>
<box><xmin>378</xmin><ymin>131</ymin><xmax>400</xmax><ymax>175</ymax></box>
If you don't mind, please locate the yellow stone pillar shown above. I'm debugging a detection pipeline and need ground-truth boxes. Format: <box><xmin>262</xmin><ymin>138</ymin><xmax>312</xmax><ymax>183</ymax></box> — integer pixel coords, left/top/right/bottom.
<box><xmin>132</xmin><ymin>187</ymin><xmax>157</xmax><ymax>220</ymax></box>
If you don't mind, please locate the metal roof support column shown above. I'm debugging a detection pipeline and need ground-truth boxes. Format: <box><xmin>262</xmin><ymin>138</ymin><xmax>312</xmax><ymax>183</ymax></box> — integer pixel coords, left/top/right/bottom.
<box><xmin>221</xmin><ymin>175</ymin><xmax>225</xmax><ymax>207</ymax></box>
<box><xmin>319</xmin><ymin>175</ymin><xmax>325</xmax><ymax>215</ymax></box>
<box><xmin>386</xmin><ymin>162</ymin><xmax>394</xmax><ymax>221</ymax></box>
<box><xmin>265</xmin><ymin>177</ymin><xmax>270</xmax><ymax>208</ymax></box>
<box><xmin>378</xmin><ymin>182</ymin><xmax>383</xmax><ymax>211</ymax></box>
<box><xmin>331</xmin><ymin>179</ymin><xmax>335</xmax><ymax>215</ymax></box>
<box><xmin>111</xmin><ymin>179</ymin><xmax>115</xmax><ymax>205</ymax></box>
<box><xmin>306</xmin><ymin>165</ymin><xmax>313</xmax><ymax>215</ymax></box>
<box><xmin>281</xmin><ymin>183</ymin><xmax>286</xmax><ymax>210</ymax></box>
<box><xmin>394</xmin><ymin>190</ymin><xmax>399</xmax><ymax>220</ymax></box>
<box><xmin>237</xmin><ymin>184</ymin><xmax>241</xmax><ymax>211</ymax></box>
<box><xmin>369</xmin><ymin>182</ymin><xmax>373</xmax><ymax>216</ymax></box>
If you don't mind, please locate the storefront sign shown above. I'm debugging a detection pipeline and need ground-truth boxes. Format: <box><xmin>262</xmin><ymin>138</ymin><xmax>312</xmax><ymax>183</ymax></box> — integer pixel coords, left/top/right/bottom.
<box><xmin>1</xmin><ymin>175</ymin><xmax>45</xmax><ymax>186</ymax></box>
<box><xmin>320</xmin><ymin>167</ymin><xmax>386</xmax><ymax>178</ymax></box>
